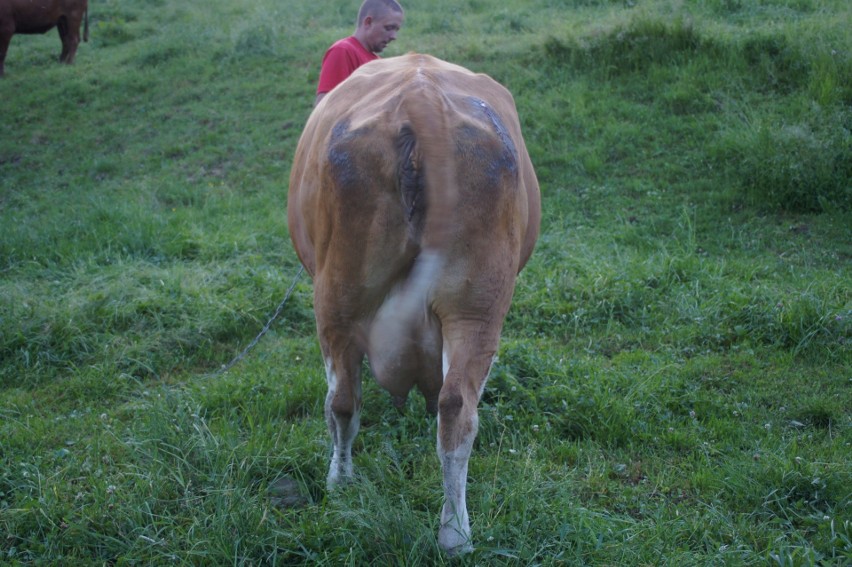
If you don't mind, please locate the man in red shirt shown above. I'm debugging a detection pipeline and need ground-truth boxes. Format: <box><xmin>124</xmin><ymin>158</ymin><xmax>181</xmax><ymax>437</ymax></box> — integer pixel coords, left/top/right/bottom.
<box><xmin>315</xmin><ymin>0</ymin><xmax>404</xmax><ymax>106</ymax></box>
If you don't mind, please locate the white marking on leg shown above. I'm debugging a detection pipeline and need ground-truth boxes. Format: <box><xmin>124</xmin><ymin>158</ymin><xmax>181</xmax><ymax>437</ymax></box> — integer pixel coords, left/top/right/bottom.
<box><xmin>437</xmin><ymin>418</ymin><xmax>477</xmax><ymax>554</ymax></box>
<box><xmin>329</xmin><ymin>408</ymin><xmax>360</xmax><ymax>487</ymax></box>
<box><xmin>325</xmin><ymin>357</ymin><xmax>337</xmax><ymax>390</ymax></box>
<box><xmin>325</xmin><ymin>357</ymin><xmax>360</xmax><ymax>488</ymax></box>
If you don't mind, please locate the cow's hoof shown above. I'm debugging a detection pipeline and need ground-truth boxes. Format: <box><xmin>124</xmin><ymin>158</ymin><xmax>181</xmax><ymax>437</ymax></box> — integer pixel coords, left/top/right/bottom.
<box><xmin>326</xmin><ymin>469</ymin><xmax>356</xmax><ymax>490</ymax></box>
<box><xmin>442</xmin><ymin>541</ymin><xmax>474</xmax><ymax>556</ymax></box>
<box><xmin>439</xmin><ymin>527</ymin><xmax>473</xmax><ymax>556</ymax></box>
<box><xmin>327</xmin><ymin>456</ymin><xmax>355</xmax><ymax>489</ymax></box>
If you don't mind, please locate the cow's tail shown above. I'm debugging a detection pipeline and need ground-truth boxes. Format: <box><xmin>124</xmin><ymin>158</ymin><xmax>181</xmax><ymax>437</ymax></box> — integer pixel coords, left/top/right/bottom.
<box><xmin>399</xmin><ymin>83</ymin><xmax>459</xmax><ymax>302</ymax></box>
<box><xmin>369</xmin><ymin>83</ymin><xmax>459</xmax><ymax>346</ymax></box>
<box><xmin>83</xmin><ymin>7</ymin><xmax>89</xmax><ymax>42</ymax></box>
<box><xmin>402</xmin><ymin>85</ymin><xmax>458</xmax><ymax>255</ymax></box>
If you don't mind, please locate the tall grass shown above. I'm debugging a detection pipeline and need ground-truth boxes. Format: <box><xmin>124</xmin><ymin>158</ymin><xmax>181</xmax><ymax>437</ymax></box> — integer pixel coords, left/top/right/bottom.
<box><xmin>1</xmin><ymin>0</ymin><xmax>849</xmax><ymax>563</ymax></box>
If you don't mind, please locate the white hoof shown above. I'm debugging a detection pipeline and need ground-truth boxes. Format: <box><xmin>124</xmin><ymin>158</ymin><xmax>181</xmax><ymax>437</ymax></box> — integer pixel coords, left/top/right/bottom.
<box><xmin>326</xmin><ymin>458</ymin><xmax>354</xmax><ymax>489</ymax></box>
<box><xmin>439</xmin><ymin>525</ymin><xmax>473</xmax><ymax>555</ymax></box>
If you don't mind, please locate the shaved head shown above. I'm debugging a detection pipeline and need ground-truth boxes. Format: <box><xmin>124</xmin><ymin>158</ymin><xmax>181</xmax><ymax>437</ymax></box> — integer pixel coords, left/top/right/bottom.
<box><xmin>357</xmin><ymin>0</ymin><xmax>403</xmax><ymax>25</ymax></box>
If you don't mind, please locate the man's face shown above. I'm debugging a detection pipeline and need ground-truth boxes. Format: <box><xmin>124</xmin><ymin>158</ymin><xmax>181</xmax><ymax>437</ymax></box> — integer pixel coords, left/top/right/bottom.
<box><xmin>363</xmin><ymin>11</ymin><xmax>404</xmax><ymax>53</ymax></box>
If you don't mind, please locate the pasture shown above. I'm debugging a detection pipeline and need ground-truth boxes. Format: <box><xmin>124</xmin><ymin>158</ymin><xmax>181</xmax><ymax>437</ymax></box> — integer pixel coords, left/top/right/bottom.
<box><xmin>1</xmin><ymin>0</ymin><xmax>849</xmax><ymax>564</ymax></box>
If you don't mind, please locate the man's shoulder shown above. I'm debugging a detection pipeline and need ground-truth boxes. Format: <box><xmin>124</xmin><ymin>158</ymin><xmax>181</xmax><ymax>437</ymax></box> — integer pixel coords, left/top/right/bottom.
<box><xmin>327</xmin><ymin>36</ymin><xmax>363</xmax><ymax>54</ymax></box>
<box><xmin>322</xmin><ymin>36</ymin><xmax>377</xmax><ymax>69</ymax></box>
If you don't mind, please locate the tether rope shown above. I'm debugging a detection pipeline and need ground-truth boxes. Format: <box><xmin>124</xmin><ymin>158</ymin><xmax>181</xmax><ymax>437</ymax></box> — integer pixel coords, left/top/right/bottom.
<box><xmin>214</xmin><ymin>265</ymin><xmax>305</xmax><ymax>376</ymax></box>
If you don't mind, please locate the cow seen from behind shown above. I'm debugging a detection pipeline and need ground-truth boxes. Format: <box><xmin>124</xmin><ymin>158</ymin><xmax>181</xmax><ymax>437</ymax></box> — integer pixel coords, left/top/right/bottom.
<box><xmin>287</xmin><ymin>53</ymin><xmax>541</xmax><ymax>554</ymax></box>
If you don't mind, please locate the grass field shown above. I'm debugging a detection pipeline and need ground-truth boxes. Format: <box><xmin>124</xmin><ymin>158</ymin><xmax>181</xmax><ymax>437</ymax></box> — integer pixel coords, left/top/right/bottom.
<box><xmin>1</xmin><ymin>0</ymin><xmax>850</xmax><ymax>564</ymax></box>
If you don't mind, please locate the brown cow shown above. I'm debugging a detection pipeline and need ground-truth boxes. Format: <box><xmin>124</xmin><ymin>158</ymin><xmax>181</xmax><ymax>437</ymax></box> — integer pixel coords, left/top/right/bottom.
<box><xmin>0</xmin><ymin>0</ymin><xmax>89</xmax><ymax>76</ymax></box>
<box><xmin>288</xmin><ymin>53</ymin><xmax>541</xmax><ymax>554</ymax></box>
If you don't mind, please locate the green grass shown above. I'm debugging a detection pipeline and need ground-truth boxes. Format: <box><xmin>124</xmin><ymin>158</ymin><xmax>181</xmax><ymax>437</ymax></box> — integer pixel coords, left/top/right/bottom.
<box><xmin>1</xmin><ymin>0</ymin><xmax>850</xmax><ymax>564</ymax></box>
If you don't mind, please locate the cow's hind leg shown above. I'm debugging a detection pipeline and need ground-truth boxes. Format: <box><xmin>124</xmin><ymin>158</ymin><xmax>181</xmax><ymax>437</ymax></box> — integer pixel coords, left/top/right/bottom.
<box><xmin>436</xmin><ymin>331</ymin><xmax>498</xmax><ymax>554</ymax></box>
<box><xmin>1</xmin><ymin>22</ymin><xmax>14</xmax><ymax>76</ymax></box>
<box><xmin>56</xmin><ymin>16</ymin><xmax>80</xmax><ymax>64</ymax></box>
<box><xmin>321</xmin><ymin>335</ymin><xmax>364</xmax><ymax>488</ymax></box>
<box><xmin>57</xmin><ymin>18</ymin><xmax>69</xmax><ymax>62</ymax></box>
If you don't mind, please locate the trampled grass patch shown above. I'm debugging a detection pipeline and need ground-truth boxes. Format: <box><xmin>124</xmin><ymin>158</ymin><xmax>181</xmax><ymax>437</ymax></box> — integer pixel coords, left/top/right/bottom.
<box><xmin>1</xmin><ymin>0</ymin><xmax>849</xmax><ymax>563</ymax></box>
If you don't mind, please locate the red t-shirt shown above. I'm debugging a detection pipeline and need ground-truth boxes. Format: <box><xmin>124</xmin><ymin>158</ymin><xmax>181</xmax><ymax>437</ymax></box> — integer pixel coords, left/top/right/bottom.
<box><xmin>316</xmin><ymin>36</ymin><xmax>378</xmax><ymax>95</ymax></box>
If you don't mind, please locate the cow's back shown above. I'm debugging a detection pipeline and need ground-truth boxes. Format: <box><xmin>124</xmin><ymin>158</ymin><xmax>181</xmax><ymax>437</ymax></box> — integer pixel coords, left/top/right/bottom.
<box><xmin>2</xmin><ymin>0</ymin><xmax>86</xmax><ymax>34</ymax></box>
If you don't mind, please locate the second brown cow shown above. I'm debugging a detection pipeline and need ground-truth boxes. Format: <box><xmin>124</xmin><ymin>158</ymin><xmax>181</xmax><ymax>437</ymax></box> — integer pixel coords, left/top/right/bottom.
<box><xmin>0</xmin><ymin>0</ymin><xmax>89</xmax><ymax>76</ymax></box>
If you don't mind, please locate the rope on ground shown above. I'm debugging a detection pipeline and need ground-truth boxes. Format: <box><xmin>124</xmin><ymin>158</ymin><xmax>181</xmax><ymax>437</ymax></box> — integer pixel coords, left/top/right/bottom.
<box><xmin>214</xmin><ymin>265</ymin><xmax>305</xmax><ymax>376</ymax></box>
